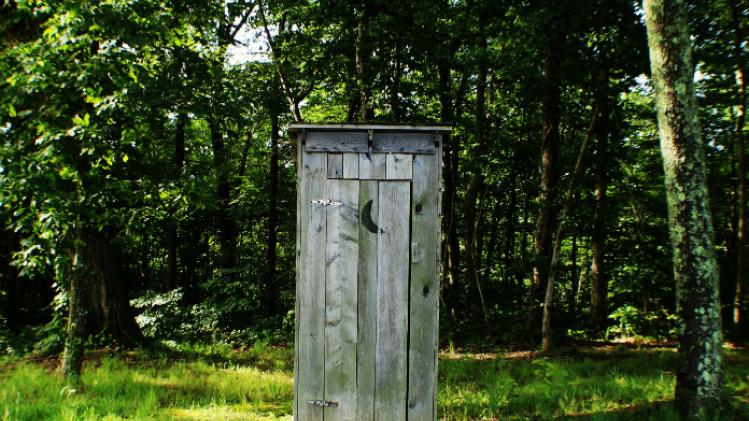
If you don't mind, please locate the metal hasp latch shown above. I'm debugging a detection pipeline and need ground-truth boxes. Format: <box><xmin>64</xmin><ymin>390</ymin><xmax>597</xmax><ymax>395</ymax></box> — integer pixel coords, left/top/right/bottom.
<box><xmin>307</xmin><ymin>399</ymin><xmax>339</xmax><ymax>407</ymax></box>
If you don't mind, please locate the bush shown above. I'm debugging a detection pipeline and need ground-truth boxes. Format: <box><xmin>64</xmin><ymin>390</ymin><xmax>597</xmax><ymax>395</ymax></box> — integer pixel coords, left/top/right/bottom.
<box><xmin>606</xmin><ymin>305</ymin><xmax>677</xmax><ymax>340</ymax></box>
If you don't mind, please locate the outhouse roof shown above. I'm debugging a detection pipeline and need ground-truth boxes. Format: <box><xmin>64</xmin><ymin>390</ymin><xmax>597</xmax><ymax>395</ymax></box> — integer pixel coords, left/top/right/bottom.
<box><xmin>288</xmin><ymin>122</ymin><xmax>452</xmax><ymax>133</ymax></box>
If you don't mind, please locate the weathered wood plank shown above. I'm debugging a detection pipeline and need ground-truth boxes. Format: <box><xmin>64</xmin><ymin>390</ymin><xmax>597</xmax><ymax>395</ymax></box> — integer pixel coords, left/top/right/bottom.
<box><xmin>324</xmin><ymin>179</ymin><xmax>359</xmax><ymax>421</ymax></box>
<box><xmin>386</xmin><ymin>154</ymin><xmax>413</xmax><ymax>180</ymax></box>
<box><xmin>294</xmin><ymin>135</ymin><xmax>302</xmax><ymax>419</ymax></box>
<box><xmin>291</xmin><ymin>123</ymin><xmax>452</xmax><ymax>133</ymax></box>
<box><xmin>433</xmin><ymin>136</ymin><xmax>442</xmax><ymax>416</ymax></box>
<box><xmin>296</xmin><ymin>152</ymin><xmax>327</xmax><ymax>421</ymax></box>
<box><xmin>373</xmin><ymin>132</ymin><xmax>436</xmax><ymax>154</ymax></box>
<box><xmin>343</xmin><ymin>153</ymin><xmax>359</xmax><ymax>179</ymax></box>
<box><xmin>359</xmin><ymin>153</ymin><xmax>386</xmax><ymax>180</ymax></box>
<box><xmin>328</xmin><ymin>153</ymin><xmax>343</xmax><ymax>179</ymax></box>
<box><xmin>407</xmin><ymin>154</ymin><xmax>440</xmax><ymax>421</ymax></box>
<box><xmin>375</xmin><ymin>181</ymin><xmax>410</xmax><ymax>421</ymax></box>
<box><xmin>357</xmin><ymin>180</ymin><xmax>378</xmax><ymax>421</ymax></box>
<box><xmin>306</xmin><ymin>131</ymin><xmax>369</xmax><ymax>153</ymax></box>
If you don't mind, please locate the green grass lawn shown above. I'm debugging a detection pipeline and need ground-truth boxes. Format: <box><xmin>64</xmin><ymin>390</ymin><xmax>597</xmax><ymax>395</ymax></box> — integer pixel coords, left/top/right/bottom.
<box><xmin>1</xmin><ymin>342</ymin><xmax>747</xmax><ymax>420</ymax></box>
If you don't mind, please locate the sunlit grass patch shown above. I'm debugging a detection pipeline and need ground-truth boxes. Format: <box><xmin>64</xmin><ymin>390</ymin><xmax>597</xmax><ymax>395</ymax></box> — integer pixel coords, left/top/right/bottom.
<box><xmin>0</xmin><ymin>345</ymin><xmax>293</xmax><ymax>421</ymax></box>
<box><xmin>165</xmin><ymin>402</ymin><xmax>291</xmax><ymax>420</ymax></box>
<box><xmin>1</xmin><ymin>343</ymin><xmax>747</xmax><ymax>420</ymax></box>
<box><xmin>437</xmin><ymin>345</ymin><xmax>747</xmax><ymax>420</ymax></box>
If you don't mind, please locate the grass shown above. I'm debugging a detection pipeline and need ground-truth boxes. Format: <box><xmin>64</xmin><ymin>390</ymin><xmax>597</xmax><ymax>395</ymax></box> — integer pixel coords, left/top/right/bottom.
<box><xmin>1</xmin><ymin>342</ymin><xmax>747</xmax><ymax>420</ymax></box>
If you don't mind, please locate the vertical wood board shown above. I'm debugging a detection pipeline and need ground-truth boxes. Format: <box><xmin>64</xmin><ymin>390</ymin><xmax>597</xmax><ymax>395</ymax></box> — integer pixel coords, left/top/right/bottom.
<box><xmin>386</xmin><ymin>153</ymin><xmax>413</xmax><ymax>180</ymax></box>
<box><xmin>357</xmin><ymin>180</ymin><xmax>378</xmax><ymax>421</ymax></box>
<box><xmin>294</xmin><ymin>136</ymin><xmax>302</xmax><ymax>418</ymax></box>
<box><xmin>359</xmin><ymin>153</ymin><xmax>386</xmax><ymax>179</ymax></box>
<box><xmin>433</xmin><ymin>136</ymin><xmax>443</xmax><ymax>418</ymax></box>
<box><xmin>328</xmin><ymin>153</ymin><xmax>343</xmax><ymax>178</ymax></box>
<box><xmin>324</xmin><ymin>179</ymin><xmax>359</xmax><ymax>421</ymax></box>
<box><xmin>343</xmin><ymin>153</ymin><xmax>359</xmax><ymax>179</ymax></box>
<box><xmin>375</xmin><ymin>181</ymin><xmax>411</xmax><ymax>420</ymax></box>
<box><xmin>408</xmin><ymin>154</ymin><xmax>440</xmax><ymax>421</ymax></box>
<box><xmin>296</xmin><ymin>152</ymin><xmax>327</xmax><ymax>421</ymax></box>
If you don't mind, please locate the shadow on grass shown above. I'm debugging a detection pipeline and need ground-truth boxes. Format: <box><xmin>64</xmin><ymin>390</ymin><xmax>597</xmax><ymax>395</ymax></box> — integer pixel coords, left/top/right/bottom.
<box><xmin>438</xmin><ymin>346</ymin><xmax>748</xmax><ymax>420</ymax></box>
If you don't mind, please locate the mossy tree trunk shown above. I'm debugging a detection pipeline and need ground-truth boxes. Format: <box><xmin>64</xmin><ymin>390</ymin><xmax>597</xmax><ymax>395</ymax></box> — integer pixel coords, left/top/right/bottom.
<box><xmin>61</xmin><ymin>231</ymin><xmax>87</xmax><ymax>381</ymax></box>
<box><xmin>643</xmin><ymin>0</ymin><xmax>723</xmax><ymax>417</ymax></box>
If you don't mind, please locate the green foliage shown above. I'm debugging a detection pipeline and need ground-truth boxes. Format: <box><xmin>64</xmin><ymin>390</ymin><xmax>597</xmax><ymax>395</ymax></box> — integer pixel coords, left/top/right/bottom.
<box><xmin>606</xmin><ymin>305</ymin><xmax>678</xmax><ymax>341</ymax></box>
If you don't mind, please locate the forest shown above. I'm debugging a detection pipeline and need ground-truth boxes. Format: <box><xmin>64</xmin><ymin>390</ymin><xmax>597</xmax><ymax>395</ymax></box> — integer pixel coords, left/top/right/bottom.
<box><xmin>1</xmin><ymin>0</ymin><xmax>748</xmax><ymax>420</ymax></box>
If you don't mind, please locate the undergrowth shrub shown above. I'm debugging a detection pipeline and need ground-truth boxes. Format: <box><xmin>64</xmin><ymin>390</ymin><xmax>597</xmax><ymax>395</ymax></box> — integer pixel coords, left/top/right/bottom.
<box><xmin>606</xmin><ymin>305</ymin><xmax>677</xmax><ymax>340</ymax></box>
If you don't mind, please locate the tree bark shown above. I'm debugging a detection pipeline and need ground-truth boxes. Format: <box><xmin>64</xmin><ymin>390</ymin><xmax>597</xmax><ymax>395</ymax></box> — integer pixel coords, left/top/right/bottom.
<box><xmin>165</xmin><ymin>113</ymin><xmax>187</xmax><ymax>291</ymax></box>
<box><xmin>355</xmin><ymin>2</ymin><xmax>371</xmax><ymax>121</ymax></box>
<box><xmin>439</xmin><ymin>62</ymin><xmax>462</xmax><ymax>312</ymax></box>
<box><xmin>1</xmin><ymin>230</ymin><xmax>21</xmax><ymax>332</ymax></box>
<box><xmin>541</xmin><ymin>108</ymin><xmax>597</xmax><ymax>351</ymax></box>
<box><xmin>731</xmin><ymin>0</ymin><xmax>748</xmax><ymax>331</ymax></box>
<box><xmin>485</xmin><ymin>197</ymin><xmax>503</xmax><ymax>291</ymax></box>
<box><xmin>82</xmin><ymin>229</ymin><xmax>143</xmax><ymax>347</ymax></box>
<box><xmin>463</xmin><ymin>28</ymin><xmax>490</xmax><ymax>327</ymax></box>
<box><xmin>568</xmin><ymin>230</ymin><xmax>578</xmax><ymax>308</ymax></box>
<box><xmin>238</xmin><ymin>129</ymin><xmax>253</xmax><ymax>178</ymax></box>
<box><xmin>264</xmin><ymin>105</ymin><xmax>281</xmax><ymax>314</ymax></box>
<box><xmin>61</xmin><ymin>232</ymin><xmax>87</xmax><ymax>381</ymax></box>
<box><xmin>391</xmin><ymin>33</ymin><xmax>402</xmax><ymax>120</ymax></box>
<box><xmin>210</xmin><ymin>119</ymin><xmax>238</xmax><ymax>270</ymax></box>
<box><xmin>591</xmin><ymin>63</ymin><xmax>610</xmax><ymax>332</ymax></box>
<box><xmin>505</xmin><ymin>170</ymin><xmax>518</xmax><ymax>290</ymax></box>
<box><xmin>528</xmin><ymin>8</ymin><xmax>563</xmax><ymax>331</ymax></box>
<box><xmin>644</xmin><ymin>0</ymin><xmax>723</xmax><ymax>416</ymax></box>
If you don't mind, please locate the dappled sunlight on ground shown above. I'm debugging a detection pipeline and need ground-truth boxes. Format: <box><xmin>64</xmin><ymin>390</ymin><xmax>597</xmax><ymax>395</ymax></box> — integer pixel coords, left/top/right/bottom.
<box><xmin>0</xmin><ymin>342</ymin><xmax>747</xmax><ymax>420</ymax></box>
<box><xmin>165</xmin><ymin>403</ymin><xmax>292</xmax><ymax>420</ymax></box>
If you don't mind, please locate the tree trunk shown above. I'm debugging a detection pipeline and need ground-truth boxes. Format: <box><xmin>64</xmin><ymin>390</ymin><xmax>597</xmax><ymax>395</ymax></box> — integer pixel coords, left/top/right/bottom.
<box><xmin>439</xmin><ymin>62</ymin><xmax>461</xmax><ymax>312</ymax></box>
<box><xmin>575</xmin><ymin>237</ymin><xmax>587</xmax><ymax>309</ymax></box>
<box><xmin>590</xmin><ymin>63</ymin><xmax>610</xmax><ymax>332</ymax></box>
<box><xmin>519</xmin><ymin>184</ymin><xmax>531</xmax><ymax>297</ymax></box>
<box><xmin>264</xmin><ymin>106</ymin><xmax>281</xmax><ymax>314</ymax></box>
<box><xmin>528</xmin><ymin>9</ymin><xmax>563</xmax><ymax>331</ymax></box>
<box><xmin>463</xmin><ymin>29</ymin><xmax>490</xmax><ymax>327</ymax></box>
<box><xmin>504</xmin><ymin>171</ymin><xmax>518</xmax><ymax>291</ymax></box>
<box><xmin>239</xmin><ymin>129</ymin><xmax>253</xmax><ymax>178</ymax></box>
<box><xmin>568</xmin><ymin>230</ymin><xmax>578</xmax><ymax>308</ymax></box>
<box><xmin>644</xmin><ymin>0</ymin><xmax>723</xmax><ymax>416</ymax></box>
<box><xmin>165</xmin><ymin>113</ymin><xmax>187</xmax><ymax>290</ymax></box>
<box><xmin>541</xmin><ymin>108</ymin><xmax>597</xmax><ymax>351</ymax></box>
<box><xmin>391</xmin><ymin>34</ymin><xmax>402</xmax><ymax>120</ymax></box>
<box><xmin>731</xmin><ymin>0</ymin><xmax>748</xmax><ymax>331</ymax></box>
<box><xmin>82</xmin><ymin>229</ymin><xmax>143</xmax><ymax>347</ymax></box>
<box><xmin>210</xmin><ymin>119</ymin><xmax>238</xmax><ymax>270</ymax></box>
<box><xmin>355</xmin><ymin>2</ymin><xmax>371</xmax><ymax>121</ymax></box>
<box><xmin>61</xmin><ymin>233</ymin><xmax>87</xmax><ymax>381</ymax></box>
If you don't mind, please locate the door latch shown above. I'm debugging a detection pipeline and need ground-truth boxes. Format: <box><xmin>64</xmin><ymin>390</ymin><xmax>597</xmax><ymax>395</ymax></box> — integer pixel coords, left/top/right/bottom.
<box><xmin>311</xmin><ymin>199</ymin><xmax>342</xmax><ymax>206</ymax></box>
<box><xmin>307</xmin><ymin>399</ymin><xmax>339</xmax><ymax>408</ymax></box>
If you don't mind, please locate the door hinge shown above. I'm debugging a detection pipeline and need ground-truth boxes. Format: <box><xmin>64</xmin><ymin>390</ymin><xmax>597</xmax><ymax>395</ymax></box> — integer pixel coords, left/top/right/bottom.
<box><xmin>307</xmin><ymin>399</ymin><xmax>339</xmax><ymax>408</ymax></box>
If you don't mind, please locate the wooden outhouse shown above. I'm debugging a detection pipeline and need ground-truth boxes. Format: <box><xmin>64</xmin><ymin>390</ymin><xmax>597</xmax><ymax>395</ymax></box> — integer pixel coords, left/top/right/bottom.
<box><xmin>290</xmin><ymin>123</ymin><xmax>450</xmax><ymax>421</ymax></box>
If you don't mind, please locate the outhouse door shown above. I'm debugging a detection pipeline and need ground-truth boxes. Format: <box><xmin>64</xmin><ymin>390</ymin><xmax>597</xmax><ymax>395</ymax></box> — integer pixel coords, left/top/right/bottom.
<box><xmin>293</xmin><ymin>125</ymin><xmax>448</xmax><ymax>421</ymax></box>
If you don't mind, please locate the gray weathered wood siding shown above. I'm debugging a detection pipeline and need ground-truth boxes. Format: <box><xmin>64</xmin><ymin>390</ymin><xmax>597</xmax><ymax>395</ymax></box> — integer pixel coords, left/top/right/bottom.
<box><xmin>295</xmin><ymin>126</ymin><xmax>444</xmax><ymax>421</ymax></box>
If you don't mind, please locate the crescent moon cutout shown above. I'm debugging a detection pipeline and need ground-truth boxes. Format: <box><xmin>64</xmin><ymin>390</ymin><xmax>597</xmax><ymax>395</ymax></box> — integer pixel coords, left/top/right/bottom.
<box><xmin>361</xmin><ymin>200</ymin><xmax>380</xmax><ymax>234</ymax></box>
